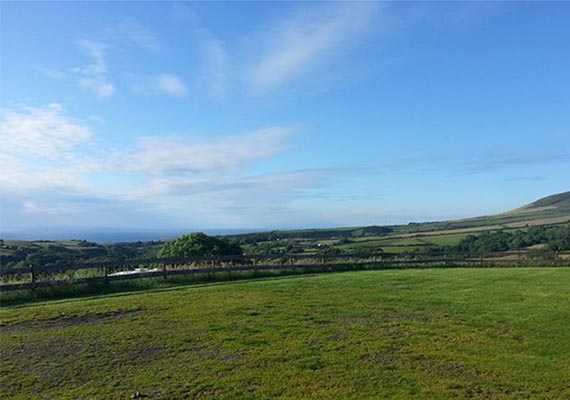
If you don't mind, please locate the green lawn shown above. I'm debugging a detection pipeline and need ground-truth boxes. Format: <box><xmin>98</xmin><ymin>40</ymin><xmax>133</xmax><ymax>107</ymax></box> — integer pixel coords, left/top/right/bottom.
<box><xmin>1</xmin><ymin>268</ymin><xmax>569</xmax><ymax>399</ymax></box>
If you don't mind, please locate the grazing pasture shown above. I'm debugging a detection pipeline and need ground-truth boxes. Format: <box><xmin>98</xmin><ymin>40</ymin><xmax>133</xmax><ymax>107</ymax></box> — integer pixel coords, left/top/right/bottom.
<box><xmin>1</xmin><ymin>268</ymin><xmax>569</xmax><ymax>399</ymax></box>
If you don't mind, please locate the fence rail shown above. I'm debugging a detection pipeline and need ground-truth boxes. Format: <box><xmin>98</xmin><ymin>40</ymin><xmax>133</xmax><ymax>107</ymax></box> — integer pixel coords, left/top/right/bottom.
<box><xmin>1</xmin><ymin>251</ymin><xmax>570</xmax><ymax>292</ymax></box>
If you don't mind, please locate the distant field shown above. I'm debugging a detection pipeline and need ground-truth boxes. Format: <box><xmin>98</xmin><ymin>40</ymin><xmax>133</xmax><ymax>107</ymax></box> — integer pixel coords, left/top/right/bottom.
<box><xmin>336</xmin><ymin>232</ymin><xmax>470</xmax><ymax>253</ymax></box>
<box><xmin>1</xmin><ymin>268</ymin><xmax>569</xmax><ymax>399</ymax></box>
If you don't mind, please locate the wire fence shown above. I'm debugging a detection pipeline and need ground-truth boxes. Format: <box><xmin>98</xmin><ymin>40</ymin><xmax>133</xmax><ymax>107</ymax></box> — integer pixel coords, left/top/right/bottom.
<box><xmin>1</xmin><ymin>251</ymin><xmax>569</xmax><ymax>292</ymax></box>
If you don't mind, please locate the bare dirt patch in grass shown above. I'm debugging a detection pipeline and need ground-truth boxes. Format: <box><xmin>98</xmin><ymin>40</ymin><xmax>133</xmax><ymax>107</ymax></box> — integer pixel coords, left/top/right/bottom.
<box><xmin>0</xmin><ymin>307</ymin><xmax>144</xmax><ymax>333</ymax></box>
<box><xmin>388</xmin><ymin>311</ymin><xmax>431</xmax><ymax>322</ymax></box>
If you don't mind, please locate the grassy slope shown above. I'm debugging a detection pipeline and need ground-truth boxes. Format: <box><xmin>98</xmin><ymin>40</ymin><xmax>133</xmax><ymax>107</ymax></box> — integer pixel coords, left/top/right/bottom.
<box><xmin>1</xmin><ymin>268</ymin><xmax>569</xmax><ymax>399</ymax></box>
<box><xmin>236</xmin><ymin>191</ymin><xmax>570</xmax><ymax>254</ymax></box>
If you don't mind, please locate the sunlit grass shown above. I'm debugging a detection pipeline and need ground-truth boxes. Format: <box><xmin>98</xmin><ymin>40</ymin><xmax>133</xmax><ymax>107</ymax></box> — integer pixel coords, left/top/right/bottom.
<box><xmin>1</xmin><ymin>268</ymin><xmax>569</xmax><ymax>399</ymax></box>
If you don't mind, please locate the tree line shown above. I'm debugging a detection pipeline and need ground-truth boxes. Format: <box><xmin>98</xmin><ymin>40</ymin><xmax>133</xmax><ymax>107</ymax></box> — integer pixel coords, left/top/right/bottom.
<box><xmin>2</xmin><ymin>225</ymin><xmax>569</xmax><ymax>270</ymax></box>
<box><xmin>454</xmin><ymin>225</ymin><xmax>570</xmax><ymax>253</ymax></box>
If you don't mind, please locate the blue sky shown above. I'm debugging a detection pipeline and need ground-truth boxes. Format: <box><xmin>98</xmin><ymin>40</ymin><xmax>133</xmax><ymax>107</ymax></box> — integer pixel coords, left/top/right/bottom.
<box><xmin>1</xmin><ymin>1</ymin><xmax>569</xmax><ymax>234</ymax></box>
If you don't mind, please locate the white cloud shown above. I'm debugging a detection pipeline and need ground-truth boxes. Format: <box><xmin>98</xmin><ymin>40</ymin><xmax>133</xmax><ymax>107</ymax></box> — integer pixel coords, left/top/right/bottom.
<box><xmin>246</xmin><ymin>2</ymin><xmax>378</xmax><ymax>93</ymax></box>
<box><xmin>156</xmin><ymin>74</ymin><xmax>188</xmax><ymax>97</ymax></box>
<box><xmin>167</xmin><ymin>4</ymin><xmax>229</xmax><ymax>98</ymax></box>
<box><xmin>130</xmin><ymin>73</ymin><xmax>188</xmax><ymax>98</ymax></box>
<box><xmin>0</xmin><ymin>104</ymin><xmax>101</xmax><ymax>199</ymax></box>
<box><xmin>198</xmin><ymin>32</ymin><xmax>229</xmax><ymax>98</ymax></box>
<box><xmin>22</xmin><ymin>201</ymin><xmax>80</xmax><ymax>216</ymax></box>
<box><xmin>67</xmin><ymin>19</ymin><xmax>160</xmax><ymax>99</ymax></box>
<box><xmin>0</xmin><ymin>103</ymin><xmax>92</xmax><ymax>159</ymax></box>
<box><xmin>0</xmin><ymin>153</ymin><xmax>81</xmax><ymax>193</ymax></box>
<box><xmin>73</xmin><ymin>39</ymin><xmax>115</xmax><ymax>99</ymax></box>
<box><xmin>130</xmin><ymin>126</ymin><xmax>296</xmax><ymax>176</ymax></box>
<box><xmin>135</xmin><ymin>169</ymin><xmax>327</xmax><ymax>199</ymax></box>
<box><xmin>0</xmin><ymin>103</ymin><xmax>340</xmax><ymax>229</ymax></box>
<box><xmin>123</xmin><ymin>168</ymin><xmax>335</xmax><ymax>228</ymax></box>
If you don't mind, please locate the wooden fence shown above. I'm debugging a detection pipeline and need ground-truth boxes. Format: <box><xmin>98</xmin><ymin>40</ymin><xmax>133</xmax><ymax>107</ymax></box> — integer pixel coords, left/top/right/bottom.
<box><xmin>1</xmin><ymin>251</ymin><xmax>569</xmax><ymax>292</ymax></box>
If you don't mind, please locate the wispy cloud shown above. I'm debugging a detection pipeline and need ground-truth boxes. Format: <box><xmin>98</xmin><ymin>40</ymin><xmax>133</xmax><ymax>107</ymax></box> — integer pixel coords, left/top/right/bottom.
<box><xmin>73</xmin><ymin>39</ymin><xmax>115</xmax><ymax>99</ymax></box>
<box><xmin>453</xmin><ymin>153</ymin><xmax>570</xmax><ymax>175</ymax></box>
<box><xmin>505</xmin><ymin>176</ymin><xmax>548</xmax><ymax>182</ymax></box>
<box><xmin>246</xmin><ymin>2</ymin><xmax>378</xmax><ymax>93</ymax></box>
<box><xmin>127</xmin><ymin>168</ymin><xmax>337</xmax><ymax>228</ymax></box>
<box><xmin>0</xmin><ymin>153</ymin><xmax>85</xmax><ymax>194</ymax></box>
<box><xmin>69</xmin><ymin>18</ymin><xmax>161</xmax><ymax>99</ymax></box>
<box><xmin>130</xmin><ymin>73</ymin><xmax>188</xmax><ymax>98</ymax></box>
<box><xmin>129</xmin><ymin>127</ymin><xmax>296</xmax><ymax>176</ymax></box>
<box><xmin>385</xmin><ymin>153</ymin><xmax>570</xmax><ymax>176</ymax></box>
<box><xmin>0</xmin><ymin>104</ymin><xmax>102</xmax><ymax>197</ymax></box>
<box><xmin>22</xmin><ymin>201</ymin><xmax>81</xmax><ymax>216</ymax></box>
<box><xmin>169</xmin><ymin>4</ymin><xmax>229</xmax><ymax>98</ymax></box>
<box><xmin>135</xmin><ymin>169</ymin><xmax>330</xmax><ymax>200</ymax></box>
<box><xmin>34</xmin><ymin>66</ymin><xmax>66</xmax><ymax>80</ymax></box>
<box><xmin>198</xmin><ymin>32</ymin><xmax>229</xmax><ymax>98</ymax></box>
<box><xmin>0</xmin><ymin>103</ymin><xmax>334</xmax><ymax>228</ymax></box>
<box><xmin>156</xmin><ymin>73</ymin><xmax>188</xmax><ymax>97</ymax></box>
<box><xmin>108</xmin><ymin>17</ymin><xmax>162</xmax><ymax>52</ymax></box>
<box><xmin>0</xmin><ymin>103</ymin><xmax>92</xmax><ymax>159</ymax></box>
<box><xmin>485</xmin><ymin>154</ymin><xmax>570</xmax><ymax>169</ymax></box>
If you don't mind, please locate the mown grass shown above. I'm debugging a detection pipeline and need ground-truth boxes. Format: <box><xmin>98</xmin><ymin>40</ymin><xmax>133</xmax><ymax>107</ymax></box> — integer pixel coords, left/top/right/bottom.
<box><xmin>1</xmin><ymin>268</ymin><xmax>569</xmax><ymax>399</ymax></box>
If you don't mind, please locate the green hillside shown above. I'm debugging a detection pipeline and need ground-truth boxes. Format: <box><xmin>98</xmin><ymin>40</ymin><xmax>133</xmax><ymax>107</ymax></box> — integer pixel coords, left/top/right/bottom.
<box><xmin>521</xmin><ymin>190</ymin><xmax>570</xmax><ymax>209</ymax></box>
<box><xmin>230</xmin><ymin>191</ymin><xmax>570</xmax><ymax>242</ymax></box>
<box><xmin>440</xmin><ymin>191</ymin><xmax>570</xmax><ymax>230</ymax></box>
<box><xmin>230</xmin><ymin>191</ymin><xmax>570</xmax><ymax>254</ymax></box>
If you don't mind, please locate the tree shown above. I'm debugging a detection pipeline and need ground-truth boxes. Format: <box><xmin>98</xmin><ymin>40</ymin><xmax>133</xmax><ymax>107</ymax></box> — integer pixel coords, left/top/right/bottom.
<box><xmin>157</xmin><ymin>233</ymin><xmax>243</xmax><ymax>258</ymax></box>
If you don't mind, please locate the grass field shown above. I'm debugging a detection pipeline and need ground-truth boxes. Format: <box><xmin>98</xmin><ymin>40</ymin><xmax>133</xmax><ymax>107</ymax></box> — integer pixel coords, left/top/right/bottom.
<box><xmin>1</xmin><ymin>268</ymin><xmax>569</xmax><ymax>399</ymax></box>
<box><xmin>335</xmin><ymin>232</ymin><xmax>470</xmax><ymax>252</ymax></box>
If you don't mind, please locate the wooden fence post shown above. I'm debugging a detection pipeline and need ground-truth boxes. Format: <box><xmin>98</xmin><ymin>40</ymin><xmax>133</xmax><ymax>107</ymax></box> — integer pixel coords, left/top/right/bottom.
<box><xmin>30</xmin><ymin>264</ymin><xmax>36</xmax><ymax>291</ymax></box>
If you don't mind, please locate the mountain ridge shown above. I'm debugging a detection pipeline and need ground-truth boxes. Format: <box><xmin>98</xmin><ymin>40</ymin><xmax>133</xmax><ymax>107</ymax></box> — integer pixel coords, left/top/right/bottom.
<box><xmin>519</xmin><ymin>191</ymin><xmax>570</xmax><ymax>210</ymax></box>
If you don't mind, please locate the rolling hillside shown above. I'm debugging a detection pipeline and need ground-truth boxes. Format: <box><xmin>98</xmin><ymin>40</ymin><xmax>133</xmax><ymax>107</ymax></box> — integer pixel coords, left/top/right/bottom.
<box><xmin>511</xmin><ymin>190</ymin><xmax>570</xmax><ymax>216</ymax></box>
<box><xmin>230</xmin><ymin>191</ymin><xmax>570</xmax><ymax>241</ymax></box>
<box><xmin>229</xmin><ymin>191</ymin><xmax>570</xmax><ymax>254</ymax></box>
<box><xmin>427</xmin><ymin>190</ymin><xmax>570</xmax><ymax>232</ymax></box>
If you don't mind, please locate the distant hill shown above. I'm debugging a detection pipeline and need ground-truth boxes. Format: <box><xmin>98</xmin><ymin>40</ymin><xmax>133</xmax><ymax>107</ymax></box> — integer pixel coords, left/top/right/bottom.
<box><xmin>517</xmin><ymin>191</ymin><xmax>570</xmax><ymax>210</ymax></box>
<box><xmin>450</xmin><ymin>190</ymin><xmax>570</xmax><ymax>229</ymax></box>
<box><xmin>383</xmin><ymin>191</ymin><xmax>569</xmax><ymax>234</ymax></box>
<box><xmin>226</xmin><ymin>191</ymin><xmax>570</xmax><ymax>242</ymax></box>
